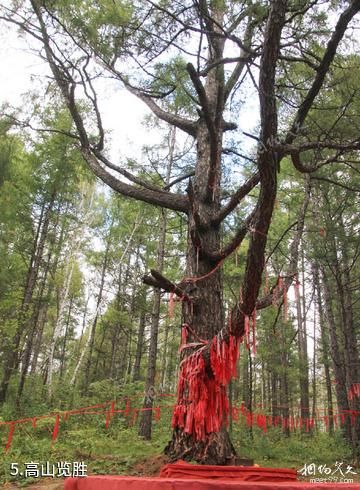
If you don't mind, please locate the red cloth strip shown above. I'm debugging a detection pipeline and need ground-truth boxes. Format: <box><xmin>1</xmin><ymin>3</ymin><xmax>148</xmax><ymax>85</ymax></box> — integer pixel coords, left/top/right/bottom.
<box><xmin>5</xmin><ymin>422</ymin><xmax>15</xmax><ymax>453</ymax></box>
<box><xmin>52</xmin><ymin>414</ymin><xmax>60</xmax><ymax>443</ymax></box>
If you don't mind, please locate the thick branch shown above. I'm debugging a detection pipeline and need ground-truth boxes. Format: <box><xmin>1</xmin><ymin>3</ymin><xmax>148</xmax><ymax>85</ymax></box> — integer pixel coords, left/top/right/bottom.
<box><xmin>93</xmin><ymin>149</ymin><xmax>169</xmax><ymax>194</ymax></box>
<box><xmin>163</xmin><ymin>170</ymin><xmax>195</xmax><ymax>190</ymax></box>
<box><xmin>83</xmin><ymin>149</ymin><xmax>189</xmax><ymax>213</ymax></box>
<box><xmin>186</xmin><ymin>62</ymin><xmax>216</xmax><ymax>141</ymax></box>
<box><xmin>203</xmin><ymin>212</ymin><xmax>255</xmax><ymax>262</ymax></box>
<box><xmin>143</xmin><ymin>269</ymin><xmax>191</xmax><ymax>302</ymax></box>
<box><xmin>281</xmin><ymin>138</ymin><xmax>360</xmax><ymax>154</ymax></box>
<box><xmin>290</xmin><ymin>149</ymin><xmax>350</xmax><ymax>174</ymax></box>
<box><xmin>29</xmin><ymin>2</ymin><xmax>190</xmax><ymax>215</ymax></box>
<box><xmin>124</xmin><ymin>83</ymin><xmax>197</xmax><ymax>138</ymax></box>
<box><xmin>212</xmin><ymin>172</ymin><xmax>260</xmax><ymax>226</ymax></box>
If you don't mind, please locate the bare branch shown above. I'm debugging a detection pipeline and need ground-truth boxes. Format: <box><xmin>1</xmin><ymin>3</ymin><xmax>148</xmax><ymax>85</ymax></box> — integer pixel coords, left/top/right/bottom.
<box><xmin>143</xmin><ymin>269</ymin><xmax>191</xmax><ymax>302</ymax></box>
<box><xmin>284</xmin><ymin>0</ymin><xmax>360</xmax><ymax>144</ymax></box>
<box><xmin>310</xmin><ymin>176</ymin><xmax>360</xmax><ymax>193</ymax></box>
<box><xmin>163</xmin><ymin>170</ymin><xmax>195</xmax><ymax>190</ymax></box>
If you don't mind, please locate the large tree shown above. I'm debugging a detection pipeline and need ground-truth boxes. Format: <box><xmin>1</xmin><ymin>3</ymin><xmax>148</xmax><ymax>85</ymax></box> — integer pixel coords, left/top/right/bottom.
<box><xmin>1</xmin><ymin>0</ymin><xmax>359</xmax><ymax>463</ymax></box>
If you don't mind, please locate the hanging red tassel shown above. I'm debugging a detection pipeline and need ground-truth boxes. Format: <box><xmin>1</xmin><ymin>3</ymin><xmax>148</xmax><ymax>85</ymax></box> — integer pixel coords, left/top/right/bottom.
<box><xmin>348</xmin><ymin>383</ymin><xmax>360</xmax><ymax>400</ymax></box>
<box><xmin>169</xmin><ymin>291</ymin><xmax>175</xmax><ymax>319</ymax></box>
<box><xmin>32</xmin><ymin>417</ymin><xmax>37</xmax><ymax>429</ymax></box>
<box><xmin>154</xmin><ymin>407</ymin><xmax>161</xmax><ymax>421</ymax></box>
<box><xmin>52</xmin><ymin>414</ymin><xmax>60</xmax><ymax>443</ymax></box>
<box><xmin>5</xmin><ymin>422</ymin><xmax>15</xmax><ymax>453</ymax></box>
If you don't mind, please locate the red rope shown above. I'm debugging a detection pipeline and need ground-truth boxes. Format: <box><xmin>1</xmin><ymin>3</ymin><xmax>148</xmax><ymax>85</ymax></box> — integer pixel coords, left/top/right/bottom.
<box><xmin>182</xmin><ymin>258</ymin><xmax>225</xmax><ymax>284</ymax></box>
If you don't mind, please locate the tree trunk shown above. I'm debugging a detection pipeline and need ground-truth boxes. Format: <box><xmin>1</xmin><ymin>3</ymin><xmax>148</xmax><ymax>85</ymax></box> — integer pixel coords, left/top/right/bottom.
<box><xmin>0</xmin><ymin>192</ymin><xmax>55</xmax><ymax>403</ymax></box>
<box><xmin>138</xmin><ymin>208</ymin><xmax>166</xmax><ymax>439</ymax></box>
<box><xmin>314</xmin><ymin>264</ymin><xmax>333</xmax><ymax>434</ymax></box>
<box><xmin>321</xmin><ymin>268</ymin><xmax>351</xmax><ymax>443</ymax></box>
<box><xmin>59</xmin><ymin>296</ymin><xmax>74</xmax><ymax>380</ymax></box>
<box><xmin>132</xmin><ymin>310</ymin><xmax>146</xmax><ymax>382</ymax></box>
<box><xmin>332</xmin><ymin>232</ymin><xmax>360</xmax><ymax>455</ymax></box>
<box><xmin>296</xmin><ymin>250</ymin><xmax>310</xmax><ymax>431</ymax></box>
<box><xmin>82</xmin><ymin>232</ymin><xmax>110</xmax><ymax>394</ymax></box>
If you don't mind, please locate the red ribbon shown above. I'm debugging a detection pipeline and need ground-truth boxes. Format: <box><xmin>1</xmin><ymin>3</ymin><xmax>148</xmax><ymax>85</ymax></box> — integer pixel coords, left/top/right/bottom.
<box><xmin>5</xmin><ymin>422</ymin><xmax>15</xmax><ymax>453</ymax></box>
<box><xmin>52</xmin><ymin>414</ymin><xmax>60</xmax><ymax>443</ymax></box>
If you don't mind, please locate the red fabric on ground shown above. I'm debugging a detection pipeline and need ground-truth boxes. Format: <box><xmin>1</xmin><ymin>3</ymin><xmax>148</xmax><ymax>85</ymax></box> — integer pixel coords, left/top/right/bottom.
<box><xmin>159</xmin><ymin>462</ymin><xmax>297</xmax><ymax>481</ymax></box>
<box><xmin>64</xmin><ymin>476</ymin><xmax>360</xmax><ymax>490</ymax></box>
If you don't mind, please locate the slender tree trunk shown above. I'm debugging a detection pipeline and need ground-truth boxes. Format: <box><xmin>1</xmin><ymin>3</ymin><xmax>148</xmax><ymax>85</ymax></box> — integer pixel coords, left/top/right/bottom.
<box><xmin>321</xmin><ymin>268</ymin><xmax>351</xmax><ymax>442</ymax></box>
<box><xmin>30</xmin><ymin>207</ymin><xmax>68</xmax><ymax>375</ymax></box>
<box><xmin>82</xmin><ymin>233</ymin><xmax>110</xmax><ymax>394</ymax></box>
<box><xmin>59</xmin><ymin>296</ymin><xmax>73</xmax><ymax>380</ymax></box>
<box><xmin>133</xmin><ymin>310</ymin><xmax>146</xmax><ymax>382</ymax></box>
<box><xmin>296</xmin><ymin>250</ymin><xmax>310</xmax><ymax>431</ymax></box>
<box><xmin>333</xmin><ymin>233</ymin><xmax>360</xmax><ymax>454</ymax></box>
<box><xmin>314</xmin><ymin>264</ymin><xmax>333</xmax><ymax>434</ymax></box>
<box><xmin>0</xmin><ymin>192</ymin><xmax>55</xmax><ymax>403</ymax></box>
<box><xmin>139</xmin><ymin>126</ymin><xmax>176</xmax><ymax>439</ymax></box>
<box><xmin>16</xmin><ymin>252</ymin><xmax>53</xmax><ymax>402</ymax></box>
<box><xmin>138</xmin><ymin>209</ymin><xmax>166</xmax><ymax>439</ymax></box>
<box><xmin>279</xmin><ymin>330</ymin><xmax>290</xmax><ymax>437</ymax></box>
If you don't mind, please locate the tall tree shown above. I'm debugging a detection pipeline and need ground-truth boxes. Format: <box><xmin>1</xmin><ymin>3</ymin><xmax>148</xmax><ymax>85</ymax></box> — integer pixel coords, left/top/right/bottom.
<box><xmin>2</xmin><ymin>0</ymin><xmax>359</xmax><ymax>462</ymax></box>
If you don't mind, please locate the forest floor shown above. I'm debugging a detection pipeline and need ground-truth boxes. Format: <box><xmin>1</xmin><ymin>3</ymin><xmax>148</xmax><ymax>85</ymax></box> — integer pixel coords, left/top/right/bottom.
<box><xmin>1</xmin><ymin>407</ymin><xmax>358</xmax><ymax>487</ymax></box>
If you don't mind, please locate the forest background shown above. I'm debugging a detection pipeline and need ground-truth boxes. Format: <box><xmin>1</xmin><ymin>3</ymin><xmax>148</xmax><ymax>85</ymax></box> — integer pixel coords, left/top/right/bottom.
<box><xmin>0</xmin><ymin>0</ymin><xmax>359</xmax><ymax>486</ymax></box>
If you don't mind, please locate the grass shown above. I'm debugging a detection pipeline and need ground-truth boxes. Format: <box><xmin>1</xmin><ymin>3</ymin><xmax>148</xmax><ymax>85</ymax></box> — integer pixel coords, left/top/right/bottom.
<box><xmin>0</xmin><ymin>407</ymin><xmax>356</xmax><ymax>487</ymax></box>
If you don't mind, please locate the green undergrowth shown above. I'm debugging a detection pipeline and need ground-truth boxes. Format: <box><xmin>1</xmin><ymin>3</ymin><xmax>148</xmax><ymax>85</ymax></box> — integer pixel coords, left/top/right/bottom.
<box><xmin>1</xmin><ymin>414</ymin><xmax>354</xmax><ymax>487</ymax></box>
<box><xmin>231</xmin><ymin>425</ymin><xmax>352</xmax><ymax>469</ymax></box>
<box><xmin>0</xmin><ymin>380</ymin><xmax>354</xmax><ymax>487</ymax></box>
